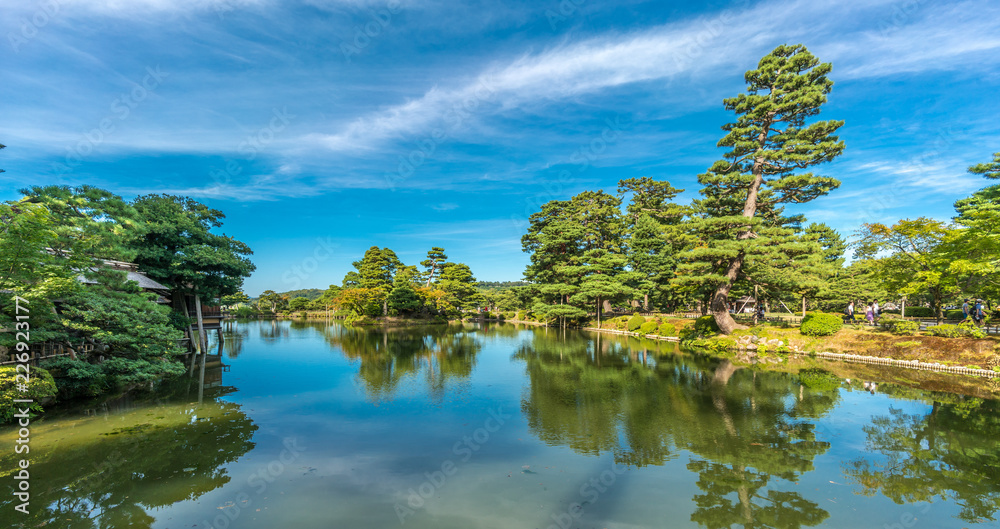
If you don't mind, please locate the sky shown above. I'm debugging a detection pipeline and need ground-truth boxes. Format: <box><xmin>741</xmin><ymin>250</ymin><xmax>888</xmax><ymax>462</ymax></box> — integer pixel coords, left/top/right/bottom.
<box><xmin>2</xmin><ymin>0</ymin><xmax>999</xmax><ymax>296</ymax></box>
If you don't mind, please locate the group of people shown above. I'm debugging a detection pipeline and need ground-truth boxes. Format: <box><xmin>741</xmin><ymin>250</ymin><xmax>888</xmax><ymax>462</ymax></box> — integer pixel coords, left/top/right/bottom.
<box><xmin>843</xmin><ymin>298</ymin><xmax>991</xmax><ymax>326</ymax></box>
<box><xmin>962</xmin><ymin>298</ymin><xmax>989</xmax><ymax>325</ymax></box>
<box><xmin>844</xmin><ymin>300</ymin><xmax>880</xmax><ymax>325</ymax></box>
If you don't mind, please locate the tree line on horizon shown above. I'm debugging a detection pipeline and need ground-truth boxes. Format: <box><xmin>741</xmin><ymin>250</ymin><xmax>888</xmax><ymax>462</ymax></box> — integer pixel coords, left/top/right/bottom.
<box><xmin>247</xmin><ymin>246</ymin><xmax>484</xmax><ymax>323</ymax></box>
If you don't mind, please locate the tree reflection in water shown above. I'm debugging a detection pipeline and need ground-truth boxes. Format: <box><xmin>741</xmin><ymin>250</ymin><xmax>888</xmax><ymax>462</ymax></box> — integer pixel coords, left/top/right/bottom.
<box><xmin>313</xmin><ymin>321</ymin><xmax>484</xmax><ymax>400</ymax></box>
<box><xmin>0</xmin><ymin>379</ymin><xmax>257</xmax><ymax>529</ymax></box>
<box><xmin>843</xmin><ymin>396</ymin><xmax>1000</xmax><ymax>524</ymax></box>
<box><xmin>516</xmin><ymin>331</ymin><xmax>836</xmax><ymax>529</ymax></box>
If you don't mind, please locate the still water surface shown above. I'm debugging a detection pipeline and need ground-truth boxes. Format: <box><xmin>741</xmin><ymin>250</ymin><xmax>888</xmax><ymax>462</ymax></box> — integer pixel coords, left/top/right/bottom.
<box><xmin>2</xmin><ymin>320</ymin><xmax>999</xmax><ymax>528</ymax></box>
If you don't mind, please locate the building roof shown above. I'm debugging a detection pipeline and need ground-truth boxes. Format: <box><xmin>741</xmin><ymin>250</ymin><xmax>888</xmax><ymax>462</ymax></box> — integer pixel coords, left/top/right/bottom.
<box><xmin>77</xmin><ymin>269</ymin><xmax>171</xmax><ymax>292</ymax></box>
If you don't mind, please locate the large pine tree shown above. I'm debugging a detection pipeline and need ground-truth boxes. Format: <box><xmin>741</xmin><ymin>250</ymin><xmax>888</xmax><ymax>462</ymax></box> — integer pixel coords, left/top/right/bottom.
<box><xmin>675</xmin><ymin>44</ymin><xmax>845</xmax><ymax>334</ymax></box>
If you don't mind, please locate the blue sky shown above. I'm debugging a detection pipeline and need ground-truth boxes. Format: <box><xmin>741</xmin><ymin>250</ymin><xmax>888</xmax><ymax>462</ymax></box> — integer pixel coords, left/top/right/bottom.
<box><xmin>3</xmin><ymin>0</ymin><xmax>999</xmax><ymax>295</ymax></box>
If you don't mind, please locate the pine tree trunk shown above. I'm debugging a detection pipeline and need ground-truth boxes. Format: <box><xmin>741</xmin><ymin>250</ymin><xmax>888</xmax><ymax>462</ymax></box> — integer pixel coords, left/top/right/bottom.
<box><xmin>711</xmin><ymin>254</ymin><xmax>745</xmax><ymax>334</ymax></box>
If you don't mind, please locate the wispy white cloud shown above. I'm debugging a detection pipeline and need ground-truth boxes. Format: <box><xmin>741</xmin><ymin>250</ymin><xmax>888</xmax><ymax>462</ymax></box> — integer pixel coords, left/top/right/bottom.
<box><xmin>308</xmin><ymin>0</ymin><xmax>1000</xmax><ymax>155</ymax></box>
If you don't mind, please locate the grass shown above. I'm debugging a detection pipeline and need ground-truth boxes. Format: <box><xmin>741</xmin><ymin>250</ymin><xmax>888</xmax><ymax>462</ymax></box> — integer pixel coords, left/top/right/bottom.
<box><xmin>717</xmin><ymin>324</ymin><xmax>1000</xmax><ymax>370</ymax></box>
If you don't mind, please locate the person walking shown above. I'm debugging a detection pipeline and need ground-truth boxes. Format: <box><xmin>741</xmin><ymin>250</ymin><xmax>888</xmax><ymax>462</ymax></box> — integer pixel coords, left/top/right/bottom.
<box><xmin>973</xmin><ymin>299</ymin><xmax>986</xmax><ymax>326</ymax></box>
<box><xmin>846</xmin><ymin>301</ymin><xmax>855</xmax><ymax>323</ymax></box>
<box><xmin>962</xmin><ymin>298</ymin><xmax>970</xmax><ymax>323</ymax></box>
<box><xmin>872</xmin><ymin>301</ymin><xmax>880</xmax><ymax>322</ymax></box>
<box><xmin>865</xmin><ymin>303</ymin><xmax>874</xmax><ymax>325</ymax></box>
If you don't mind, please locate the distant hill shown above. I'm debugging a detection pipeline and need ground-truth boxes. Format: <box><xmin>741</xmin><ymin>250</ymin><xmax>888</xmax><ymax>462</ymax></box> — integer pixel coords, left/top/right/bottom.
<box><xmin>277</xmin><ymin>288</ymin><xmax>325</xmax><ymax>300</ymax></box>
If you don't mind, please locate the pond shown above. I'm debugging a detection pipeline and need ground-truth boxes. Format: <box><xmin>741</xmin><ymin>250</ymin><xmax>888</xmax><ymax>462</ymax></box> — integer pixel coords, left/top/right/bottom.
<box><xmin>2</xmin><ymin>319</ymin><xmax>998</xmax><ymax>528</ymax></box>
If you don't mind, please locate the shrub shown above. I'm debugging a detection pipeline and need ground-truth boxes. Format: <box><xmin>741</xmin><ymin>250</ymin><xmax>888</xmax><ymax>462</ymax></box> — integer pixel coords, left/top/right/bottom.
<box><xmin>678</xmin><ymin>323</ymin><xmax>697</xmax><ymax>339</ymax></box>
<box><xmin>901</xmin><ymin>307</ymin><xmax>934</xmax><ymax>318</ymax></box>
<box><xmin>927</xmin><ymin>324</ymin><xmax>964</xmax><ymax>338</ymax></box>
<box><xmin>639</xmin><ymin>321</ymin><xmax>659</xmax><ymax>334</ymax></box>
<box><xmin>658</xmin><ymin>323</ymin><xmax>677</xmax><ymax>337</ymax></box>
<box><xmin>800</xmin><ymin>313</ymin><xmax>842</xmax><ymax>336</ymax></box>
<box><xmin>233</xmin><ymin>305</ymin><xmax>257</xmax><ymax>318</ymax></box>
<box><xmin>945</xmin><ymin>309</ymin><xmax>966</xmax><ymax>320</ymax></box>
<box><xmin>167</xmin><ymin>310</ymin><xmax>192</xmax><ymax>331</ymax></box>
<box><xmin>2</xmin><ymin>366</ymin><xmax>57</xmax><ymax>422</ymax></box>
<box><xmin>515</xmin><ymin>311</ymin><xmax>526</xmax><ymax>321</ymax></box>
<box><xmin>694</xmin><ymin>315</ymin><xmax>720</xmax><ymax>335</ymax></box>
<box><xmin>627</xmin><ymin>315</ymin><xmax>646</xmax><ymax>332</ymax></box>
<box><xmin>880</xmin><ymin>319</ymin><xmax>919</xmax><ymax>335</ymax></box>
<box><xmin>960</xmin><ymin>322</ymin><xmax>987</xmax><ymax>338</ymax></box>
<box><xmin>614</xmin><ymin>316</ymin><xmax>629</xmax><ymax>330</ymax></box>
<box><xmin>927</xmin><ymin>322</ymin><xmax>988</xmax><ymax>339</ymax></box>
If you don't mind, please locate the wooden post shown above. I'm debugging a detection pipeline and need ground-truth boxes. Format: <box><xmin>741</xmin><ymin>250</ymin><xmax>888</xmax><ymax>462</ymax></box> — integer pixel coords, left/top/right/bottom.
<box><xmin>195</xmin><ymin>294</ymin><xmax>207</xmax><ymax>354</ymax></box>
<box><xmin>901</xmin><ymin>297</ymin><xmax>906</xmax><ymax>319</ymax></box>
<box><xmin>802</xmin><ymin>296</ymin><xmax>806</xmax><ymax>318</ymax></box>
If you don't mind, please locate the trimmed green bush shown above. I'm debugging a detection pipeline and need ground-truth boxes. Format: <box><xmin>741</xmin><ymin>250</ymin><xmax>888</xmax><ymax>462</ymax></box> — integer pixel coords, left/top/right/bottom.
<box><xmin>627</xmin><ymin>315</ymin><xmax>646</xmax><ymax>332</ymax></box>
<box><xmin>880</xmin><ymin>319</ymin><xmax>919</xmax><ymax>335</ymax></box>
<box><xmin>658</xmin><ymin>323</ymin><xmax>677</xmax><ymax>337</ymax></box>
<box><xmin>515</xmin><ymin>311</ymin><xmax>526</xmax><ymax>321</ymax></box>
<box><xmin>945</xmin><ymin>309</ymin><xmax>966</xmax><ymax>320</ymax></box>
<box><xmin>614</xmin><ymin>316</ymin><xmax>629</xmax><ymax>330</ymax></box>
<box><xmin>927</xmin><ymin>324</ymin><xmax>963</xmax><ymax>338</ymax></box>
<box><xmin>639</xmin><ymin>321</ymin><xmax>659</xmax><ymax>334</ymax></box>
<box><xmin>901</xmin><ymin>307</ymin><xmax>934</xmax><ymax>318</ymax></box>
<box><xmin>693</xmin><ymin>315</ymin><xmax>719</xmax><ymax>335</ymax></box>
<box><xmin>927</xmin><ymin>322</ymin><xmax>988</xmax><ymax>338</ymax></box>
<box><xmin>800</xmin><ymin>313</ymin><xmax>842</xmax><ymax>336</ymax></box>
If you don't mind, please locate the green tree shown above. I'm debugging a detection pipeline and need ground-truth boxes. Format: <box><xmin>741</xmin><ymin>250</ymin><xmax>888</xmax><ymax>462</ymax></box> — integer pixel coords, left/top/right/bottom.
<box><xmin>129</xmin><ymin>195</ymin><xmax>255</xmax><ymax>300</ymax></box>
<box><xmin>438</xmin><ymin>262</ymin><xmax>481</xmax><ymax>312</ymax></box>
<box><xmin>19</xmin><ymin>185</ymin><xmax>140</xmax><ymax>266</ymax></box>
<box><xmin>855</xmin><ymin>218</ymin><xmax>959</xmax><ymax>323</ymax></box>
<box><xmin>351</xmin><ymin>246</ymin><xmax>403</xmax><ymax>316</ymax></box>
<box><xmin>420</xmin><ymin>247</ymin><xmax>448</xmax><ymax>287</ymax></box>
<box><xmin>618</xmin><ymin>176</ymin><xmax>689</xmax><ymax>311</ymax></box>
<box><xmin>0</xmin><ymin>201</ymin><xmax>79</xmax><ymax>348</ymax></box>
<box><xmin>257</xmin><ymin>289</ymin><xmax>281</xmax><ymax>313</ymax></box>
<box><xmin>387</xmin><ymin>282</ymin><xmax>423</xmax><ymax>316</ymax></box>
<box><xmin>523</xmin><ymin>190</ymin><xmax>626</xmax><ymax>321</ymax></box>
<box><xmin>949</xmin><ymin>153</ymin><xmax>1000</xmax><ymax>300</ymax></box>
<box><xmin>824</xmin><ymin>259</ymin><xmax>888</xmax><ymax>313</ymax></box>
<box><xmin>566</xmin><ymin>249</ymin><xmax>635</xmax><ymax>327</ymax></box>
<box><xmin>676</xmin><ymin>44</ymin><xmax>845</xmax><ymax>334</ymax></box>
<box><xmin>221</xmin><ymin>291</ymin><xmax>250</xmax><ymax>307</ymax></box>
<box><xmin>288</xmin><ymin>296</ymin><xmax>311</xmax><ymax>311</ymax></box>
